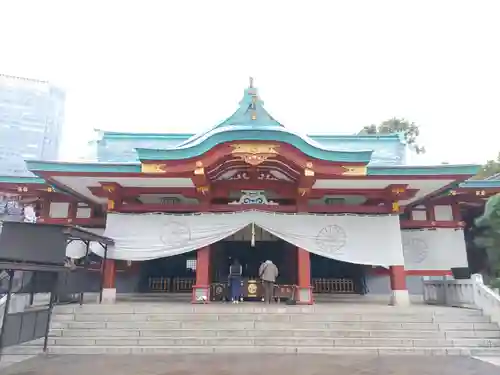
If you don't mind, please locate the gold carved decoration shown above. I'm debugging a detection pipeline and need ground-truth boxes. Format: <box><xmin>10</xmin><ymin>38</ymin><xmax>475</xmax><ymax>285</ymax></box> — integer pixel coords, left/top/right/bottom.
<box><xmin>102</xmin><ymin>185</ymin><xmax>115</xmax><ymax>193</ymax></box>
<box><xmin>342</xmin><ymin>166</ymin><xmax>367</xmax><ymax>176</ymax></box>
<box><xmin>298</xmin><ymin>187</ymin><xmax>310</xmax><ymax>197</ymax></box>
<box><xmin>194</xmin><ymin>161</ymin><xmax>205</xmax><ymax>175</ymax></box>
<box><xmin>196</xmin><ymin>186</ymin><xmax>210</xmax><ymax>195</ymax></box>
<box><xmin>391</xmin><ymin>187</ymin><xmax>406</xmax><ymax>195</ymax></box>
<box><xmin>231</xmin><ymin>144</ymin><xmax>279</xmax><ymax>166</ymax></box>
<box><xmin>392</xmin><ymin>202</ymin><xmax>400</xmax><ymax>212</ymax></box>
<box><xmin>107</xmin><ymin>199</ymin><xmax>115</xmax><ymax>211</ymax></box>
<box><xmin>248</xmin><ymin>283</ymin><xmax>257</xmax><ymax>295</ymax></box>
<box><xmin>304</xmin><ymin>168</ymin><xmax>315</xmax><ymax>177</ymax></box>
<box><xmin>141</xmin><ymin>163</ymin><xmax>167</xmax><ymax>174</ymax></box>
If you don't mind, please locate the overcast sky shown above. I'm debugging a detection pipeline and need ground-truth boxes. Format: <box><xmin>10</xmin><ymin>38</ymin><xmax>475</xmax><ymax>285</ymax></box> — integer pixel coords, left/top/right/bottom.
<box><xmin>1</xmin><ymin>1</ymin><xmax>499</xmax><ymax>165</ymax></box>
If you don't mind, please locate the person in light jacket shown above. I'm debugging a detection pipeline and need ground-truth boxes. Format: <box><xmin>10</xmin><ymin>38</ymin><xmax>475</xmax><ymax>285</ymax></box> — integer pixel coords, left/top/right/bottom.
<box><xmin>259</xmin><ymin>260</ymin><xmax>279</xmax><ymax>304</ymax></box>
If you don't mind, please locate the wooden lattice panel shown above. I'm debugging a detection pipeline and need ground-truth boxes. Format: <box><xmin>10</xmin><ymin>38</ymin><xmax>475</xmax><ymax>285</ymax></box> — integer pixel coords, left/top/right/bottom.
<box><xmin>312</xmin><ymin>278</ymin><xmax>355</xmax><ymax>293</ymax></box>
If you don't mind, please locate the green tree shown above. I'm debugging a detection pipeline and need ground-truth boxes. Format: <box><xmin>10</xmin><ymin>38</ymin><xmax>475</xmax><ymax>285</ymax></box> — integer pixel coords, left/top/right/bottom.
<box><xmin>474</xmin><ymin>194</ymin><xmax>500</xmax><ymax>282</ymax></box>
<box><xmin>471</xmin><ymin>152</ymin><xmax>500</xmax><ymax>180</ymax></box>
<box><xmin>359</xmin><ymin>118</ymin><xmax>425</xmax><ymax>154</ymax></box>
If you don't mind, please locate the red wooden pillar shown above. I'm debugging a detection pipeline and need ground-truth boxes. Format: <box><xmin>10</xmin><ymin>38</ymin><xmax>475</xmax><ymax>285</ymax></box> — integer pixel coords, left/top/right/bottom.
<box><xmin>297</xmin><ymin>247</ymin><xmax>313</xmax><ymax>304</ymax></box>
<box><xmin>101</xmin><ymin>259</ymin><xmax>117</xmax><ymax>303</ymax></box>
<box><xmin>103</xmin><ymin>259</ymin><xmax>116</xmax><ymax>288</ymax></box>
<box><xmin>389</xmin><ymin>265</ymin><xmax>410</xmax><ymax>306</ymax></box>
<box><xmin>67</xmin><ymin>201</ymin><xmax>77</xmax><ymax>224</ymax></box>
<box><xmin>192</xmin><ymin>245</ymin><xmax>211</xmax><ymax>303</ymax></box>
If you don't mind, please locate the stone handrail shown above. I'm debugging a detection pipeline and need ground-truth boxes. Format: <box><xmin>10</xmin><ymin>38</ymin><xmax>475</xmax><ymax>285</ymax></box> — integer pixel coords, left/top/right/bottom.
<box><xmin>423</xmin><ymin>274</ymin><xmax>500</xmax><ymax>326</ymax></box>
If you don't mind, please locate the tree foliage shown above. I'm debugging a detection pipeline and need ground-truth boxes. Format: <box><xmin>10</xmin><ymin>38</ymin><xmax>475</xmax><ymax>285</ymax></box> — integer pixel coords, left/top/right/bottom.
<box><xmin>359</xmin><ymin>118</ymin><xmax>425</xmax><ymax>154</ymax></box>
<box><xmin>474</xmin><ymin>194</ymin><xmax>500</xmax><ymax>278</ymax></box>
<box><xmin>471</xmin><ymin>152</ymin><xmax>500</xmax><ymax>180</ymax></box>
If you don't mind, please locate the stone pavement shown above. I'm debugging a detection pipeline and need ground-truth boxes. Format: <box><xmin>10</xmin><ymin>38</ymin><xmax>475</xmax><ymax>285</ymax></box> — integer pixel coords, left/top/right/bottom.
<box><xmin>2</xmin><ymin>354</ymin><xmax>500</xmax><ymax>375</ymax></box>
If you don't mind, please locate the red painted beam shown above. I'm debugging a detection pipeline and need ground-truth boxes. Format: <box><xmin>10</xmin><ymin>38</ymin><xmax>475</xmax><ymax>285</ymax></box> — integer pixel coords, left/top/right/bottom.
<box><xmin>306</xmin><ymin>205</ymin><xmax>392</xmax><ymax>214</ymax></box>
<box><xmin>427</xmin><ymin>194</ymin><xmax>486</xmax><ymax>205</ymax></box>
<box><xmin>116</xmin><ymin>203</ymin><xmax>392</xmax><ymax>214</ymax></box>
<box><xmin>210</xmin><ymin>204</ymin><xmax>297</xmax><ymax>213</ymax></box>
<box><xmin>119</xmin><ymin>204</ymin><xmax>204</xmax><ymax>213</ymax></box>
<box><xmin>455</xmin><ymin>187</ymin><xmax>500</xmax><ymax>195</ymax></box>
<box><xmin>37</xmin><ymin>217</ymin><xmax>106</xmax><ymax>226</ymax></box>
<box><xmin>370</xmin><ymin>268</ymin><xmax>452</xmax><ymax>277</ymax></box>
<box><xmin>0</xmin><ymin>183</ymin><xmax>50</xmax><ymax>191</ymax></box>
<box><xmin>89</xmin><ymin>184</ymin><xmax>421</xmax><ymax>202</ymax></box>
<box><xmin>399</xmin><ymin>220</ymin><xmax>465</xmax><ymax>229</ymax></box>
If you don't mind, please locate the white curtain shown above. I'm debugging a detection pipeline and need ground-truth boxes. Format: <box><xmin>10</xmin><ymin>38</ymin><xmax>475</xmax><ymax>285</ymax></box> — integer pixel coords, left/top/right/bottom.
<box><xmin>96</xmin><ymin>212</ymin><xmax>250</xmax><ymax>261</ymax></box>
<box><xmin>255</xmin><ymin>212</ymin><xmax>403</xmax><ymax>266</ymax></box>
<box><xmin>402</xmin><ymin>228</ymin><xmax>468</xmax><ymax>270</ymax></box>
<box><xmin>100</xmin><ymin>211</ymin><xmax>404</xmax><ymax>267</ymax></box>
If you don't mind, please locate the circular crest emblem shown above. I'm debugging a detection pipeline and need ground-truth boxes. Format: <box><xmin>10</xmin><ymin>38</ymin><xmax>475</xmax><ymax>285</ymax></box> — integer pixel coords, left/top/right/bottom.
<box><xmin>160</xmin><ymin>221</ymin><xmax>191</xmax><ymax>247</ymax></box>
<box><xmin>248</xmin><ymin>284</ymin><xmax>257</xmax><ymax>294</ymax></box>
<box><xmin>402</xmin><ymin>237</ymin><xmax>429</xmax><ymax>264</ymax></box>
<box><xmin>215</xmin><ymin>285</ymin><xmax>223</xmax><ymax>295</ymax></box>
<box><xmin>315</xmin><ymin>225</ymin><xmax>347</xmax><ymax>254</ymax></box>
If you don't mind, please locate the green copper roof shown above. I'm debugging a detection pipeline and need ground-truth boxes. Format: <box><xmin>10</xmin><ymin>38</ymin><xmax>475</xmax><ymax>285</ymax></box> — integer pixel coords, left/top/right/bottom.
<box><xmin>26</xmin><ymin>161</ymin><xmax>141</xmax><ymax>174</ymax></box>
<box><xmin>96</xmin><ymin>129</ymin><xmax>405</xmax><ymax>143</ymax></box>
<box><xmin>134</xmin><ymin>81</ymin><xmax>377</xmax><ymax>164</ymax></box>
<box><xmin>460</xmin><ymin>179</ymin><xmax>500</xmax><ymax>189</ymax></box>
<box><xmin>0</xmin><ymin>176</ymin><xmax>47</xmax><ymax>184</ymax></box>
<box><xmin>368</xmin><ymin>164</ymin><xmax>480</xmax><ymax>176</ymax></box>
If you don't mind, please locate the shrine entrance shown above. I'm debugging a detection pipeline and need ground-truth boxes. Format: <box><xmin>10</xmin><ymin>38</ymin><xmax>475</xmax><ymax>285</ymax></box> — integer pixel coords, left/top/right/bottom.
<box><xmin>208</xmin><ymin>225</ymin><xmax>297</xmax><ymax>301</ymax></box>
<box><xmin>210</xmin><ymin>240</ymin><xmax>297</xmax><ymax>284</ymax></box>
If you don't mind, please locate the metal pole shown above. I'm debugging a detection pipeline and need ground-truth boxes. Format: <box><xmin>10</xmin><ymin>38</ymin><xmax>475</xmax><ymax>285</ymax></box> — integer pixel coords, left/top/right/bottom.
<box><xmin>29</xmin><ymin>271</ymin><xmax>36</xmax><ymax>306</ymax></box>
<box><xmin>43</xmin><ymin>271</ymin><xmax>59</xmax><ymax>353</ymax></box>
<box><xmin>80</xmin><ymin>240</ymin><xmax>91</xmax><ymax>306</ymax></box>
<box><xmin>99</xmin><ymin>244</ymin><xmax>108</xmax><ymax>304</ymax></box>
<box><xmin>0</xmin><ymin>270</ymin><xmax>15</xmax><ymax>361</ymax></box>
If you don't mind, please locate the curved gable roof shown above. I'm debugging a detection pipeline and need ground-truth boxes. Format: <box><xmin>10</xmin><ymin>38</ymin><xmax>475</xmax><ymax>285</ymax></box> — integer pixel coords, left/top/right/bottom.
<box><xmin>136</xmin><ymin>82</ymin><xmax>374</xmax><ymax>164</ymax></box>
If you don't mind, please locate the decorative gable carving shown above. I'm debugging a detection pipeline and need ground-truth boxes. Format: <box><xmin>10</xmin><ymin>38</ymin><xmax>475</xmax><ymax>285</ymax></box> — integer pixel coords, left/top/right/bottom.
<box><xmin>229</xmin><ymin>190</ymin><xmax>278</xmax><ymax>205</ymax></box>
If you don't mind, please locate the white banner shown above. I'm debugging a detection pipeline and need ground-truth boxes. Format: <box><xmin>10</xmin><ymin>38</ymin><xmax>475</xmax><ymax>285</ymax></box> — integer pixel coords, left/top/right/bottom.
<box><xmin>98</xmin><ymin>211</ymin><xmax>404</xmax><ymax>266</ymax></box>
<box><xmin>402</xmin><ymin>228</ymin><xmax>468</xmax><ymax>270</ymax></box>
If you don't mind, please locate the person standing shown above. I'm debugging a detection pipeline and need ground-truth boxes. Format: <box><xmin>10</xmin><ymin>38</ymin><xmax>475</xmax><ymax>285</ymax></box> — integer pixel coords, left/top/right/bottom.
<box><xmin>228</xmin><ymin>259</ymin><xmax>242</xmax><ymax>303</ymax></box>
<box><xmin>259</xmin><ymin>260</ymin><xmax>279</xmax><ymax>304</ymax></box>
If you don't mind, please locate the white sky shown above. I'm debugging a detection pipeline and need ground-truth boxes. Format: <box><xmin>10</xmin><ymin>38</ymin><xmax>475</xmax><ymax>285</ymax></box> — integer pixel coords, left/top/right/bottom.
<box><xmin>1</xmin><ymin>0</ymin><xmax>499</xmax><ymax>165</ymax></box>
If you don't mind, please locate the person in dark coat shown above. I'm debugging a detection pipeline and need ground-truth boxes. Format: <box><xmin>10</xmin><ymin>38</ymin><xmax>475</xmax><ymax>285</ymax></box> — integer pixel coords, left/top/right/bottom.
<box><xmin>229</xmin><ymin>259</ymin><xmax>242</xmax><ymax>303</ymax></box>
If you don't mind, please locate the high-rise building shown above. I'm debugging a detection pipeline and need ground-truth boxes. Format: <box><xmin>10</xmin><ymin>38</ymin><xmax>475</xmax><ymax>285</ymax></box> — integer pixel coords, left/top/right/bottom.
<box><xmin>0</xmin><ymin>74</ymin><xmax>65</xmax><ymax>176</ymax></box>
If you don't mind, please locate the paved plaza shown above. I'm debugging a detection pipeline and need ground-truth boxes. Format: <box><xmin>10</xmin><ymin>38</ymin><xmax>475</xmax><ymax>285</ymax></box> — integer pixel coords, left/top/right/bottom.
<box><xmin>2</xmin><ymin>354</ymin><xmax>500</xmax><ymax>375</ymax></box>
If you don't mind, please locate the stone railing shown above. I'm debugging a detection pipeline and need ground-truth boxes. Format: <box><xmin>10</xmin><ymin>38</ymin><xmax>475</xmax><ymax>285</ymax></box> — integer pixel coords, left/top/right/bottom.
<box><xmin>423</xmin><ymin>274</ymin><xmax>500</xmax><ymax>326</ymax></box>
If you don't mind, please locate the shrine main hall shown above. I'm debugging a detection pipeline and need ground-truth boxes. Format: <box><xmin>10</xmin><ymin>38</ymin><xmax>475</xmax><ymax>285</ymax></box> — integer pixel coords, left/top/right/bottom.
<box><xmin>1</xmin><ymin>81</ymin><xmax>496</xmax><ymax>306</ymax></box>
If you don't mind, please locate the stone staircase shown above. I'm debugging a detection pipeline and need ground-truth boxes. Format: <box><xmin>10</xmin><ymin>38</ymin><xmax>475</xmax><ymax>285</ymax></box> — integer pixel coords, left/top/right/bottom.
<box><xmin>5</xmin><ymin>302</ymin><xmax>500</xmax><ymax>356</ymax></box>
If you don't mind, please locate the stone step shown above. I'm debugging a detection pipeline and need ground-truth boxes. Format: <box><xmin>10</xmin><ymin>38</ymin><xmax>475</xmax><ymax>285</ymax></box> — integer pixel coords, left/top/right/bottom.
<box><xmin>52</xmin><ymin>304</ymin><xmax>486</xmax><ymax>316</ymax></box>
<box><xmin>0</xmin><ymin>354</ymin><xmax>36</xmax><ymax>370</ymax></box>
<box><xmin>26</xmin><ymin>336</ymin><xmax>500</xmax><ymax>347</ymax></box>
<box><xmin>50</xmin><ymin>313</ymin><xmax>491</xmax><ymax>323</ymax></box>
<box><xmin>49</xmin><ymin>320</ymin><xmax>499</xmax><ymax>331</ymax></box>
<box><xmin>5</xmin><ymin>345</ymin><xmax>500</xmax><ymax>356</ymax></box>
<box><xmin>48</xmin><ymin>328</ymin><xmax>500</xmax><ymax>339</ymax></box>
